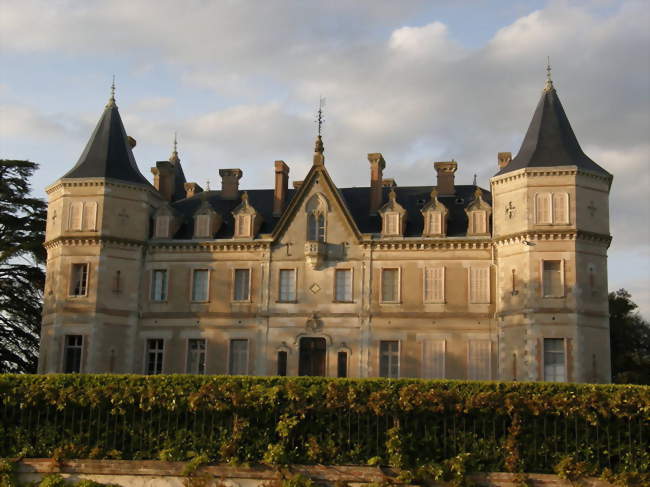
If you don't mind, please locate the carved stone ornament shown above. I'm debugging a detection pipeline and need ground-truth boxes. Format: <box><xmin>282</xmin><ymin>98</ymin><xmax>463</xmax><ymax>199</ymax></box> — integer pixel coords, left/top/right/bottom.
<box><xmin>305</xmin><ymin>312</ymin><xmax>323</xmax><ymax>332</ymax></box>
<box><xmin>505</xmin><ymin>201</ymin><xmax>516</xmax><ymax>219</ymax></box>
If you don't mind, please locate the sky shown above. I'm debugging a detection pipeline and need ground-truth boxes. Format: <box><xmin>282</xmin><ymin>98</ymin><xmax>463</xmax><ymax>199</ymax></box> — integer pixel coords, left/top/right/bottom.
<box><xmin>1</xmin><ymin>0</ymin><xmax>648</xmax><ymax>316</ymax></box>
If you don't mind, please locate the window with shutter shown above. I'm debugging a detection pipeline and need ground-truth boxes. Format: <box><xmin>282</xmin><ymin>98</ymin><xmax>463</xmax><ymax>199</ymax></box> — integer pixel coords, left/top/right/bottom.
<box><xmin>542</xmin><ymin>260</ymin><xmax>563</xmax><ymax>297</ymax></box>
<box><xmin>424</xmin><ymin>267</ymin><xmax>445</xmax><ymax>303</ymax></box>
<box><xmin>422</xmin><ymin>339</ymin><xmax>445</xmax><ymax>379</ymax></box>
<box><xmin>69</xmin><ymin>202</ymin><xmax>83</xmax><ymax>231</ymax></box>
<box><xmin>384</xmin><ymin>213</ymin><xmax>399</xmax><ymax>235</ymax></box>
<box><xmin>467</xmin><ymin>340</ymin><xmax>491</xmax><ymax>380</ymax></box>
<box><xmin>191</xmin><ymin>269</ymin><xmax>210</xmax><ymax>302</ymax></box>
<box><xmin>233</xmin><ymin>269</ymin><xmax>250</xmax><ymax>301</ymax></box>
<box><xmin>381</xmin><ymin>268</ymin><xmax>399</xmax><ymax>303</ymax></box>
<box><xmin>229</xmin><ymin>339</ymin><xmax>248</xmax><ymax>375</ymax></box>
<box><xmin>427</xmin><ymin>211</ymin><xmax>441</xmax><ymax>235</ymax></box>
<box><xmin>379</xmin><ymin>341</ymin><xmax>399</xmax><ymax>378</ymax></box>
<box><xmin>536</xmin><ymin>193</ymin><xmax>552</xmax><ymax>224</ymax></box>
<box><xmin>186</xmin><ymin>339</ymin><xmax>206</xmax><ymax>374</ymax></box>
<box><xmin>553</xmin><ymin>193</ymin><xmax>569</xmax><ymax>224</ymax></box>
<box><xmin>335</xmin><ymin>269</ymin><xmax>353</xmax><ymax>302</ymax></box>
<box><xmin>469</xmin><ymin>267</ymin><xmax>490</xmax><ymax>303</ymax></box>
<box><xmin>83</xmin><ymin>202</ymin><xmax>97</xmax><ymax>231</ymax></box>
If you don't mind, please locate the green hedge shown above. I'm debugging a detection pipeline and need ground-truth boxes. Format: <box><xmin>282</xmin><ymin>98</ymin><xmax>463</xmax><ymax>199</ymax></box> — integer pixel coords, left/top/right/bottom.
<box><xmin>0</xmin><ymin>375</ymin><xmax>648</xmax><ymax>476</ymax></box>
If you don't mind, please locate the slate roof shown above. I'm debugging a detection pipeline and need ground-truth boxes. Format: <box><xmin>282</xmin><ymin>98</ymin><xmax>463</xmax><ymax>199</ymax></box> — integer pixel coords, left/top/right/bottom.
<box><xmin>62</xmin><ymin>100</ymin><xmax>152</xmax><ymax>186</ymax></box>
<box><xmin>496</xmin><ymin>84</ymin><xmax>609</xmax><ymax>176</ymax></box>
<box><xmin>169</xmin><ymin>185</ymin><xmax>490</xmax><ymax>239</ymax></box>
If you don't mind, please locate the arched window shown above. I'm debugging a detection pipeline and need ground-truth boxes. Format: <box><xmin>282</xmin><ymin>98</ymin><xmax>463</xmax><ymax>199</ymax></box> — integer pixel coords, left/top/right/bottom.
<box><xmin>306</xmin><ymin>193</ymin><xmax>329</xmax><ymax>243</ymax></box>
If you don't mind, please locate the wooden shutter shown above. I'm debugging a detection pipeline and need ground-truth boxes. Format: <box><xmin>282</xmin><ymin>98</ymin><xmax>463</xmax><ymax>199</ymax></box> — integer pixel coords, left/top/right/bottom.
<box><xmin>472</xmin><ymin>211</ymin><xmax>486</xmax><ymax>234</ymax></box>
<box><xmin>422</xmin><ymin>340</ymin><xmax>445</xmax><ymax>379</ymax></box>
<box><xmin>536</xmin><ymin>193</ymin><xmax>552</xmax><ymax>224</ymax></box>
<box><xmin>470</xmin><ymin>267</ymin><xmax>489</xmax><ymax>303</ymax></box>
<box><xmin>424</xmin><ymin>267</ymin><xmax>444</xmax><ymax>303</ymax></box>
<box><xmin>553</xmin><ymin>193</ymin><xmax>569</xmax><ymax>224</ymax></box>
<box><xmin>468</xmin><ymin>340</ymin><xmax>491</xmax><ymax>380</ymax></box>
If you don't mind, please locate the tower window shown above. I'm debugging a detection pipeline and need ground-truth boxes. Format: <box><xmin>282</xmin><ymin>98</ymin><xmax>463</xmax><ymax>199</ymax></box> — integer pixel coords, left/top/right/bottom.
<box><xmin>70</xmin><ymin>263</ymin><xmax>89</xmax><ymax>296</ymax></box>
<box><xmin>542</xmin><ymin>260</ymin><xmax>564</xmax><ymax>297</ymax></box>
<box><xmin>543</xmin><ymin>338</ymin><xmax>566</xmax><ymax>382</ymax></box>
<box><xmin>63</xmin><ymin>335</ymin><xmax>83</xmax><ymax>373</ymax></box>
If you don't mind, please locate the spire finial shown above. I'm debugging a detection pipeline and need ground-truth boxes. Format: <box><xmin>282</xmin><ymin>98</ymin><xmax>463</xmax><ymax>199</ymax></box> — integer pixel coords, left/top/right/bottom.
<box><xmin>544</xmin><ymin>57</ymin><xmax>554</xmax><ymax>92</ymax></box>
<box><xmin>107</xmin><ymin>75</ymin><xmax>116</xmax><ymax>107</ymax></box>
<box><xmin>473</xmin><ymin>173</ymin><xmax>477</xmax><ymax>186</ymax></box>
<box><xmin>316</xmin><ymin>96</ymin><xmax>325</xmax><ymax>137</ymax></box>
<box><xmin>169</xmin><ymin>132</ymin><xmax>179</xmax><ymax>163</ymax></box>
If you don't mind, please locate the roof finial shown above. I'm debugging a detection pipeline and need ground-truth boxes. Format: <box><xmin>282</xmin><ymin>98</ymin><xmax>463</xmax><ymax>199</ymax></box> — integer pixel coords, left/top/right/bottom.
<box><xmin>544</xmin><ymin>56</ymin><xmax>554</xmax><ymax>92</ymax></box>
<box><xmin>205</xmin><ymin>180</ymin><xmax>210</xmax><ymax>191</ymax></box>
<box><xmin>316</xmin><ymin>96</ymin><xmax>325</xmax><ymax>137</ymax></box>
<box><xmin>169</xmin><ymin>132</ymin><xmax>179</xmax><ymax>163</ymax></box>
<box><xmin>107</xmin><ymin>75</ymin><xmax>116</xmax><ymax>107</ymax></box>
<box><xmin>473</xmin><ymin>173</ymin><xmax>477</xmax><ymax>186</ymax></box>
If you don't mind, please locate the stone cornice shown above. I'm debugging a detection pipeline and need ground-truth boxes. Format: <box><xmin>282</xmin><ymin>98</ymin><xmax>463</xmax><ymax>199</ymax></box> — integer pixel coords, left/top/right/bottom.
<box><xmin>44</xmin><ymin>235</ymin><xmax>145</xmax><ymax>250</ymax></box>
<box><xmin>363</xmin><ymin>238</ymin><xmax>492</xmax><ymax>251</ymax></box>
<box><xmin>494</xmin><ymin>230</ymin><xmax>611</xmax><ymax>247</ymax></box>
<box><xmin>490</xmin><ymin>166</ymin><xmax>612</xmax><ymax>186</ymax></box>
<box><xmin>147</xmin><ymin>240</ymin><xmax>272</xmax><ymax>253</ymax></box>
<box><xmin>45</xmin><ymin>177</ymin><xmax>160</xmax><ymax>197</ymax></box>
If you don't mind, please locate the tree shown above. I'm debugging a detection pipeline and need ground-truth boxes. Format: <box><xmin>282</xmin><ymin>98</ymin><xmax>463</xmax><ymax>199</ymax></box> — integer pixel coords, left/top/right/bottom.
<box><xmin>0</xmin><ymin>159</ymin><xmax>46</xmax><ymax>373</ymax></box>
<box><xmin>609</xmin><ymin>289</ymin><xmax>650</xmax><ymax>384</ymax></box>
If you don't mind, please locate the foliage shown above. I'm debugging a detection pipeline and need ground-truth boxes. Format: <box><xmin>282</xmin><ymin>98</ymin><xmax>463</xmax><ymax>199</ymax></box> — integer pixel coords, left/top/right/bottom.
<box><xmin>0</xmin><ymin>375</ymin><xmax>648</xmax><ymax>479</ymax></box>
<box><xmin>609</xmin><ymin>289</ymin><xmax>650</xmax><ymax>384</ymax></box>
<box><xmin>0</xmin><ymin>159</ymin><xmax>46</xmax><ymax>373</ymax></box>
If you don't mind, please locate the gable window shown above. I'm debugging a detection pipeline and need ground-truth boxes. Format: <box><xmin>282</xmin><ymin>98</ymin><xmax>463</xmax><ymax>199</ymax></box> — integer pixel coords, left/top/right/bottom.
<box><xmin>277</xmin><ymin>351</ymin><xmax>288</xmax><ymax>376</ymax></box>
<box><xmin>424</xmin><ymin>266</ymin><xmax>445</xmax><ymax>303</ymax></box>
<box><xmin>335</xmin><ymin>269</ymin><xmax>353</xmax><ymax>302</ymax></box>
<box><xmin>186</xmin><ymin>339</ymin><xmax>206</xmax><ymax>374</ymax></box>
<box><xmin>307</xmin><ymin>213</ymin><xmax>326</xmax><ymax>242</ymax></box>
<box><xmin>471</xmin><ymin>210</ymin><xmax>487</xmax><ymax>234</ymax></box>
<box><xmin>70</xmin><ymin>263</ymin><xmax>89</xmax><ymax>296</ymax></box>
<box><xmin>467</xmin><ymin>340</ymin><xmax>491</xmax><ymax>380</ymax></box>
<box><xmin>235</xmin><ymin>214</ymin><xmax>252</xmax><ymax>238</ymax></box>
<box><xmin>154</xmin><ymin>215</ymin><xmax>171</xmax><ymax>238</ymax></box>
<box><xmin>469</xmin><ymin>267</ymin><xmax>490</xmax><ymax>304</ymax></box>
<box><xmin>381</xmin><ymin>268</ymin><xmax>400</xmax><ymax>303</ymax></box>
<box><xmin>229</xmin><ymin>339</ymin><xmax>249</xmax><ymax>375</ymax></box>
<box><xmin>191</xmin><ymin>269</ymin><xmax>210</xmax><ymax>302</ymax></box>
<box><xmin>542</xmin><ymin>260</ymin><xmax>564</xmax><ymax>297</ymax></box>
<box><xmin>194</xmin><ymin>214</ymin><xmax>211</xmax><ymax>238</ymax></box>
<box><xmin>278</xmin><ymin>269</ymin><xmax>296</xmax><ymax>302</ymax></box>
<box><xmin>379</xmin><ymin>340</ymin><xmax>399</xmax><ymax>378</ymax></box>
<box><xmin>337</xmin><ymin>351</ymin><xmax>348</xmax><ymax>378</ymax></box>
<box><xmin>426</xmin><ymin>211</ymin><xmax>442</xmax><ymax>235</ymax></box>
<box><xmin>63</xmin><ymin>335</ymin><xmax>83</xmax><ymax>373</ymax></box>
<box><xmin>422</xmin><ymin>339</ymin><xmax>445</xmax><ymax>379</ymax></box>
<box><xmin>233</xmin><ymin>268</ymin><xmax>251</xmax><ymax>301</ymax></box>
<box><xmin>543</xmin><ymin>338</ymin><xmax>565</xmax><ymax>382</ymax></box>
<box><xmin>151</xmin><ymin>269</ymin><xmax>168</xmax><ymax>301</ymax></box>
<box><xmin>146</xmin><ymin>339</ymin><xmax>164</xmax><ymax>375</ymax></box>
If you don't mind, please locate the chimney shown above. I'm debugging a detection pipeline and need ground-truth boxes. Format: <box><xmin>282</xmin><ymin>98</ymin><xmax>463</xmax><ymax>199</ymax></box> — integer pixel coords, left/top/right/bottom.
<box><xmin>368</xmin><ymin>153</ymin><xmax>386</xmax><ymax>215</ymax></box>
<box><xmin>219</xmin><ymin>168</ymin><xmax>242</xmax><ymax>199</ymax></box>
<box><xmin>434</xmin><ymin>160</ymin><xmax>458</xmax><ymax>196</ymax></box>
<box><xmin>183</xmin><ymin>182</ymin><xmax>203</xmax><ymax>199</ymax></box>
<box><xmin>151</xmin><ymin>161</ymin><xmax>175</xmax><ymax>201</ymax></box>
<box><xmin>273</xmin><ymin>160</ymin><xmax>290</xmax><ymax>217</ymax></box>
<box><xmin>498</xmin><ymin>152</ymin><xmax>512</xmax><ymax>169</ymax></box>
<box><xmin>293</xmin><ymin>181</ymin><xmax>303</xmax><ymax>189</ymax></box>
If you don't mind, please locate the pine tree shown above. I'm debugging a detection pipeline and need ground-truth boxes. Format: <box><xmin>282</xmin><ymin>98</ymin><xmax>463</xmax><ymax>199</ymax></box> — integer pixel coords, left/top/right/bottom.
<box><xmin>0</xmin><ymin>159</ymin><xmax>46</xmax><ymax>373</ymax></box>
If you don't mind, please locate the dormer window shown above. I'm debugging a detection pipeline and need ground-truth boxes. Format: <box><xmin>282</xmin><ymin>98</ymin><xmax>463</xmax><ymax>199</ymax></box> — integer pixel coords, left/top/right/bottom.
<box><xmin>231</xmin><ymin>192</ymin><xmax>261</xmax><ymax>239</ymax></box>
<box><xmin>192</xmin><ymin>198</ymin><xmax>221</xmax><ymax>239</ymax></box>
<box><xmin>378</xmin><ymin>188</ymin><xmax>406</xmax><ymax>237</ymax></box>
<box><xmin>465</xmin><ymin>188</ymin><xmax>491</xmax><ymax>236</ymax></box>
<box><xmin>421</xmin><ymin>189</ymin><xmax>448</xmax><ymax>237</ymax></box>
<box><xmin>154</xmin><ymin>215</ymin><xmax>171</xmax><ymax>238</ymax></box>
<box><xmin>194</xmin><ymin>214</ymin><xmax>211</xmax><ymax>237</ymax></box>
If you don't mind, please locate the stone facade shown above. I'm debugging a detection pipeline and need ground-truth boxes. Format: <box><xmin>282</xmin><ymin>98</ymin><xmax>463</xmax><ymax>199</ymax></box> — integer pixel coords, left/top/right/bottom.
<box><xmin>38</xmin><ymin>77</ymin><xmax>613</xmax><ymax>382</ymax></box>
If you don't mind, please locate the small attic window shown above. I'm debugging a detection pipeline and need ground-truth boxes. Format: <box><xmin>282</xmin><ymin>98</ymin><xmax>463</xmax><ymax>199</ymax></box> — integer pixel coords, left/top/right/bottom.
<box><xmin>455</xmin><ymin>197</ymin><xmax>465</xmax><ymax>205</ymax></box>
<box><xmin>194</xmin><ymin>214</ymin><xmax>212</xmax><ymax>238</ymax></box>
<box><xmin>234</xmin><ymin>214</ymin><xmax>252</xmax><ymax>238</ymax></box>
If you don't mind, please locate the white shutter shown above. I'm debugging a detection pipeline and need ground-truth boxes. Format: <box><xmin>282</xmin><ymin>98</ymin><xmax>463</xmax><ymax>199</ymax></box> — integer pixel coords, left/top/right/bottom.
<box><xmin>536</xmin><ymin>193</ymin><xmax>552</xmax><ymax>224</ymax></box>
<box><xmin>468</xmin><ymin>340</ymin><xmax>491</xmax><ymax>380</ymax></box>
<box><xmin>424</xmin><ymin>267</ymin><xmax>444</xmax><ymax>303</ymax></box>
<box><xmin>83</xmin><ymin>202</ymin><xmax>97</xmax><ymax>231</ymax></box>
<box><xmin>470</xmin><ymin>267</ymin><xmax>490</xmax><ymax>303</ymax></box>
<box><xmin>553</xmin><ymin>193</ymin><xmax>569</xmax><ymax>224</ymax></box>
<box><xmin>68</xmin><ymin>202</ymin><xmax>83</xmax><ymax>231</ymax></box>
<box><xmin>422</xmin><ymin>340</ymin><xmax>445</xmax><ymax>379</ymax></box>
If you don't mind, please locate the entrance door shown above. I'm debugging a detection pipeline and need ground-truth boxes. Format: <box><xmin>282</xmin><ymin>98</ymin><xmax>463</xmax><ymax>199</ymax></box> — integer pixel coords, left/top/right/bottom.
<box><xmin>299</xmin><ymin>337</ymin><xmax>327</xmax><ymax>376</ymax></box>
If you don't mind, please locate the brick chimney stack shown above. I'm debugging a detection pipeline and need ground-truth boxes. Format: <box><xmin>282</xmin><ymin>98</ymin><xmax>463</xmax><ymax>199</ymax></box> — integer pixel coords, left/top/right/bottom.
<box><xmin>151</xmin><ymin>161</ymin><xmax>175</xmax><ymax>201</ymax></box>
<box><xmin>273</xmin><ymin>160</ymin><xmax>290</xmax><ymax>217</ymax></box>
<box><xmin>434</xmin><ymin>160</ymin><xmax>458</xmax><ymax>196</ymax></box>
<box><xmin>368</xmin><ymin>153</ymin><xmax>386</xmax><ymax>215</ymax></box>
<box><xmin>219</xmin><ymin>169</ymin><xmax>243</xmax><ymax>200</ymax></box>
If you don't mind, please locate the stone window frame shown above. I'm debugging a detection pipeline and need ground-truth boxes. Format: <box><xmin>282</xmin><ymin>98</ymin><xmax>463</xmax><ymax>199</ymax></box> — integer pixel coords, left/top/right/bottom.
<box><xmin>333</xmin><ymin>267</ymin><xmax>354</xmax><ymax>303</ymax></box>
<box><xmin>542</xmin><ymin>337</ymin><xmax>567</xmax><ymax>382</ymax></box>
<box><xmin>379</xmin><ymin>267</ymin><xmax>401</xmax><ymax>304</ymax></box>
<box><xmin>378</xmin><ymin>339</ymin><xmax>400</xmax><ymax>378</ymax></box>
<box><xmin>468</xmin><ymin>266</ymin><xmax>491</xmax><ymax>304</ymax></box>
<box><xmin>277</xmin><ymin>268</ymin><xmax>297</xmax><ymax>303</ymax></box>
<box><xmin>190</xmin><ymin>268</ymin><xmax>211</xmax><ymax>303</ymax></box>
<box><xmin>541</xmin><ymin>259</ymin><xmax>565</xmax><ymax>298</ymax></box>
<box><xmin>62</xmin><ymin>334</ymin><xmax>84</xmax><ymax>374</ymax></box>
<box><xmin>69</xmin><ymin>262</ymin><xmax>90</xmax><ymax>298</ymax></box>
<box><xmin>144</xmin><ymin>338</ymin><xmax>165</xmax><ymax>375</ymax></box>
<box><xmin>423</xmin><ymin>265</ymin><xmax>445</xmax><ymax>304</ymax></box>
<box><xmin>150</xmin><ymin>268</ymin><xmax>169</xmax><ymax>302</ymax></box>
<box><xmin>232</xmin><ymin>267</ymin><xmax>252</xmax><ymax>303</ymax></box>
<box><xmin>185</xmin><ymin>337</ymin><xmax>207</xmax><ymax>375</ymax></box>
<box><xmin>228</xmin><ymin>338</ymin><xmax>250</xmax><ymax>375</ymax></box>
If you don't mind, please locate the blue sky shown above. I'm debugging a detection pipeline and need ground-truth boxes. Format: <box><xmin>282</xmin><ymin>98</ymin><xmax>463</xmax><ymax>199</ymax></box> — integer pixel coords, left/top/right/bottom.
<box><xmin>1</xmin><ymin>0</ymin><xmax>648</xmax><ymax>315</ymax></box>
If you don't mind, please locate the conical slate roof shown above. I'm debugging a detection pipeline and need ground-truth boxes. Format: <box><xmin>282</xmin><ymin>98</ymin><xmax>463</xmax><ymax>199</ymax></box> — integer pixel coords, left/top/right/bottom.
<box><xmin>62</xmin><ymin>97</ymin><xmax>151</xmax><ymax>185</ymax></box>
<box><xmin>496</xmin><ymin>81</ymin><xmax>609</xmax><ymax>176</ymax></box>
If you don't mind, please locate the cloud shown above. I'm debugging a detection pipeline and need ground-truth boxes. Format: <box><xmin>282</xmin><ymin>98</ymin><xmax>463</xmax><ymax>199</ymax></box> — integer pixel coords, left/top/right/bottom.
<box><xmin>0</xmin><ymin>104</ymin><xmax>69</xmax><ymax>139</ymax></box>
<box><xmin>130</xmin><ymin>97</ymin><xmax>174</xmax><ymax>112</ymax></box>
